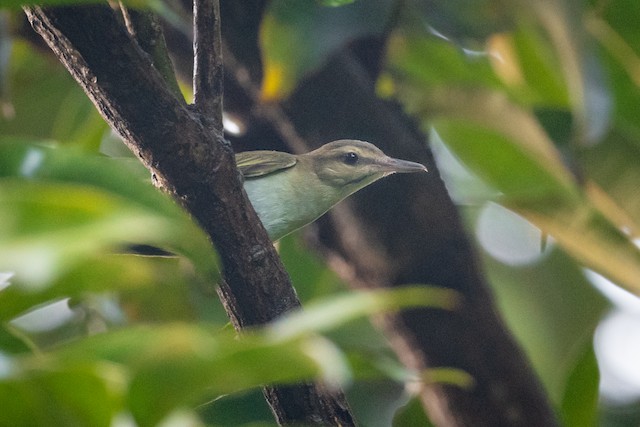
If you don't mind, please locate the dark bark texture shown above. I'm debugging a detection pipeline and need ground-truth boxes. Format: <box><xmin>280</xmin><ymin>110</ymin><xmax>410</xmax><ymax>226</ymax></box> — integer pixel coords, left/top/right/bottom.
<box><xmin>24</xmin><ymin>4</ymin><xmax>355</xmax><ymax>426</ymax></box>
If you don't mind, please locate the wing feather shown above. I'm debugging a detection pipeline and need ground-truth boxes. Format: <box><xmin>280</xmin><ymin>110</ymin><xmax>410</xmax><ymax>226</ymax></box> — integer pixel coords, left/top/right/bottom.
<box><xmin>235</xmin><ymin>150</ymin><xmax>297</xmax><ymax>178</ymax></box>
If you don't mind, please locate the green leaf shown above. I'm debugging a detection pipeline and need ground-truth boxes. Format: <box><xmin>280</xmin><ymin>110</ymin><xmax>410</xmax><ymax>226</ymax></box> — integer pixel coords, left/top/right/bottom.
<box><xmin>128</xmin><ymin>335</ymin><xmax>342</xmax><ymax>426</ymax></box>
<box><xmin>560</xmin><ymin>340</ymin><xmax>599</xmax><ymax>427</ymax></box>
<box><xmin>260</xmin><ymin>0</ymin><xmax>390</xmax><ymax>99</ymax></box>
<box><xmin>0</xmin><ymin>41</ymin><xmax>106</xmax><ymax>145</ymax></box>
<box><xmin>320</xmin><ymin>0</ymin><xmax>356</xmax><ymax>6</ymax></box>
<box><xmin>504</xmin><ymin>26</ymin><xmax>569</xmax><ymax>106</ymax></box>
<box><xmin>587</xmin><ymin>0</ymin><xmax>640</xmax><ymax>141</ymax></box>
<box><xmin>435</xmin><ymin>117</ymin><xmax>575</xmax><ymax>201</ymax></box>
<box><xmin>2</xmin><ymin>285</ymin><xmax>461</xmax><ymax>427</ymax></box>
<box><xmin>0</xmin><ymin>181</ymin><xmax>160</xmax><ymax>272</ymax></box>
<box><xmin>197</xmin><ymin>389</ymin><xmax>275</xmax><ymax>426</ymax></box>
<box><xmin>0</xmin><ymin>142</ymin><xmax>219</xmax><ymax>286</ymax></box>
<box><xmin>0</xmin><ymin>367</ymin><xmax>118</xmax><ymax>427</ymax></box>
<box><xmin>384</xmin><ymin>34</ymin><xmax>501</xmax><ymax>91</ymax></box>
<box><xmin>385</xmin><ymin>1</ymin><xmax>640</xmax><ymax>298</ymax></box>
<box><xmin>266</xmin><ymin>286</ymin><xmax>459</xmax><ymax>341</ymax></box>
<box><xmin>582</xmin><ymin>128</ymin><xmax>640</xmax><ymax>229</ymax></box>
<box><xmin>484</xmin><ymin>249</ymin><xmax>607</xmax><ymax>403</ymax></box>
<box><xmin>278</xmin><ymin>234</ymin><xmax>345</xmax><ymax>302</ymax></box>
<box><xmin>512</xmin><ymin>201</ymin><xmax>640</xmax><ymax>297</ymax></box>
<box><xmin>430</xmin><ymin>104</ymin><xmax>640</xmax><ymax>296</ymax></box>
<box><xmin>0</xmin><ymin>324</ymin><xmax>31</xmax><ymax>354</ymax></box>
<box><xmin>393</xmin><ymin>397</ymin><xmax>434</xmax><ymax>427</ymax></box>
<box><xmin>7</xmin><ymin>323</ymin><xmax>348</xmax><ymax>427</ymax></box>
<box><xmin>0</xmin><ymin>255</ymin><xmax>195</xmax><ymax>323</ymax></box>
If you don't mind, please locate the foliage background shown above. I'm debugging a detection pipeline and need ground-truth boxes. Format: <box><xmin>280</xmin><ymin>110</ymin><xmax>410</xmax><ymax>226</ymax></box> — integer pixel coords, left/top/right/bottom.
<box><xmin>2</xmin><ymin>0</ymin><xmax>640</xmax><ymax>425</ymax></box>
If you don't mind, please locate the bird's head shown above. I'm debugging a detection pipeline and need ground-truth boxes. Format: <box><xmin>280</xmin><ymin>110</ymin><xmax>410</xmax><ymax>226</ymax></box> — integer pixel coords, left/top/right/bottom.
<box><xmin>236</xmin><ymin>139</ymin><xmax>427</xmax><ymax>240</ymax></box>
<box><xmin>302</xmin><ymin>140</ymin><xmax>427</xmax><ymax>197</ymax></box>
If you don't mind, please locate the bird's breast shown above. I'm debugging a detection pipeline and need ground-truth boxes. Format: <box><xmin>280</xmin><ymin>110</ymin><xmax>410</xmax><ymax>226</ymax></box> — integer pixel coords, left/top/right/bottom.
<box><xmin>243</xmin><ymin>171</ymin><xmax>333</xmax><ymax>241</ymax></box>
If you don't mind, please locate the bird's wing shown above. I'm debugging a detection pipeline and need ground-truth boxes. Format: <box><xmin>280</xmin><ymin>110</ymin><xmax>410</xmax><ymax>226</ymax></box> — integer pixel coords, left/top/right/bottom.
<box><xmin>235</xmin><ymin>150</ymin><xmax>297</xmax><ymax>178</ymax></box>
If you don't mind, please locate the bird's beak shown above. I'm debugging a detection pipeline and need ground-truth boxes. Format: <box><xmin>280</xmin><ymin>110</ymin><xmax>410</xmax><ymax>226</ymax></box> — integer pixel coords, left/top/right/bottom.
<box><xmin>377</xmin><ymin>156</ymin><xmax>428</xmax><ymax>175</ymax></box>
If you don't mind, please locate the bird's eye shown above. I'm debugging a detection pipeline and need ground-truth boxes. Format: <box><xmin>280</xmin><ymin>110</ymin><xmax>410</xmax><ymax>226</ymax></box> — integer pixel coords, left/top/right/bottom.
<box><xmin>343</xmin><ymin>152</ymin><xmax>359</xmax><ymax>165</ymax></box>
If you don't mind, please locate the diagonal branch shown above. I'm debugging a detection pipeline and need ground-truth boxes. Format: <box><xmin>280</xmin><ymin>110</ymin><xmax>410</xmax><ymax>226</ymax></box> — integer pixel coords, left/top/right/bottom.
<box><xmin>24</xmin><ymin>4</ymin><xmax>355</xmax><ymax>425</ymax></box>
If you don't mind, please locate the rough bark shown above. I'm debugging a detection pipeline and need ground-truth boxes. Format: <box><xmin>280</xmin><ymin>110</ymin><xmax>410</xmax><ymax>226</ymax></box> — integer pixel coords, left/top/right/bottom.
<box><xmin>24</xmin><ymin>5</ymin><xmax>355</xmax><ymax>425</ymax></box>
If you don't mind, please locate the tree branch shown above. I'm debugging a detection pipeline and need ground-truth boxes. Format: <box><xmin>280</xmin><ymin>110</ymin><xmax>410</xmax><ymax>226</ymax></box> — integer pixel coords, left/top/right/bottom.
<box><xmin>24</xmin><ymin>5</ymin><xmax>355</xmax><ymax>425</ymax></box>
<box><xmin>193</xmin><ymin>0</ymin><xmax>223</xmax><ymax>127</ymax></box>
<box><xmin>119</xmin><ymin>5</ymin><xmax>182</xmax><ymax>99</ymax></box>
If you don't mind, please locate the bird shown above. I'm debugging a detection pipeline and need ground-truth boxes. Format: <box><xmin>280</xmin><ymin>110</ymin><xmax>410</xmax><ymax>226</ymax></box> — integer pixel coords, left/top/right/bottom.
<box><xmin>236</xmin><ymin>139</ymin><xmax>428</xmax><ymax>241</ymax></box>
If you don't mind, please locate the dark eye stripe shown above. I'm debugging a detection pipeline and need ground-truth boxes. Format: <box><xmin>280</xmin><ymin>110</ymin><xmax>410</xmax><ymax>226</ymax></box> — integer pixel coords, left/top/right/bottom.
<box><xmin>343</xmin><ymin>152</ymin><xmax>358</xmax><ymax>165</ymax></box>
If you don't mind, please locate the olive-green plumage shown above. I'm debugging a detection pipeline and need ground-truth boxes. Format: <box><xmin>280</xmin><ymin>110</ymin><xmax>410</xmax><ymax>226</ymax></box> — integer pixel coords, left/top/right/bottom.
<box><xmin>236</xmin><ymin>139</ymin><xmax>427</xmax><ymax>241</ymax></box>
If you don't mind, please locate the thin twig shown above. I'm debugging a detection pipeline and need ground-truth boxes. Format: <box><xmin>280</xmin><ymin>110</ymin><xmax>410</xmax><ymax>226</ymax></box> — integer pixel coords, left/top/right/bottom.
<box><xmin>193</xmin><ymin>0</ymin><xmax>223</xmax><ymax>129</ymax></box>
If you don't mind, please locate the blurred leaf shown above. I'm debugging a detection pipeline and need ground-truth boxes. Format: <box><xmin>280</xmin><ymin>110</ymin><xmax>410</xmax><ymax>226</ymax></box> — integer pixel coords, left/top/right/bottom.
<box><xmin>523</xmin><ymin>2</ymin><xmax>587</xmax><ymax>117</ymax></box>
<box><xmin>0</xmin><ymin>367</ymin><xmax>118</xmax><ymax>427</ymax></box>
<box><xmin>384</xmin><ymin>34</ymin><xmax>501</xmax><ymax>93</ymax></box>
<box><xmin>427</xmin><ymin>128</ymin><xmax>500</xmax><ymax>204</ymax></box>
<box><xmin>197</xmin><ymin>389</ymin><xmax>275</xmax><ymax>427</ymax></box>
<box><xmin>0</xmin><ymin>41</ymin><xmax>107</xmax><ymax>146</ymax></box>
<box><xmin>585</xmin><ymin>9</ymin><xmax>640</xmax><ymax>143</ymax></box>
<box><xmin>124</xmin><ymin>329</ymin><xmax>342</xmax><ymax>426</ymax></box>
<box><xmin>0</xmin><ymin>180</ymin><xmax>177</xmax><ymax>284</ymax></box>
<box><xmin>0</xmin><ymin>12</ymin><xmax>12</xmax><ymax>120</ymax></box>
<box><xmin>560</xmin><ymin>340</ymin><xmax>599</xmax><ymax>427</ymax></box>
<box><xmin>347</xmin><ymin>380</ymin><xmax>407</xmax><ymax>427</ymax></box>
<box><xmin>425</xmin><ymin>102</ymin><xmax>640</xmax><ymax>296</ymax></box>
<box><xmin>422</xmin><ymin>367</ymin><xmax>474</xmax><ymax>389</ymax></box>
<box><xmin>260</xmin><ymin>0</ymin><xmax>391</xmax><ymax>99</ymax></box>
<box><xmin>278</xmin><ymin>234</ymin><xmax>345</xmax><ymax>301</ymax></box>
<box><xmin>488</xmin><ymin>28</ymin><xmax>569</xmax><ymax>107</ymax></box>
<box><xmin>581</xmin><ymin>128</ymin><xmax>640</xmax><ymax>230</ymax></box>
<box><xmin>392</xmin><ymin>396</ymin><xmax>434</xmax><ymax>427</ymax></box>
<box><xmin>51</xmin><ymin>89</ymin><xmax>109</xmax><ymax>150</ymax></box>
<box><xmin>403</xmin><ymin>0</ymin><xmax>513</xmax><ymax>43</ymax></box>
<box><xmin>512</xmin><ymin>197</ymin><xmax>640</xmax><ymax>297</ymax></box>
<box><xmin>1</xmin><ymin>284</ymin><xmax>456</xmax><ymax>427</ymax></box>
<box><xmin>5</xmin><ymin>323</ymin><xmax>343</xmax><ymax>427</ymax></box>
<box><xmin>585</xmin><ymin>0</ymin><xmax>640</xmax><ymax>144</ymax></box>
<box><xmin>386</xmin><ymin>0</ymin><xmax>640</xmax><ymax>296</ymax></box>
<box><xmin>0</xmin><ymin>142</ymin><xmax>219</xmax><ymax>285</ymax></box>
<box><xmin>484</xmin><ymin>249</ymin><xmax>607</xmax><ymax>403</ymax></box>
<box><xmin>0</xmin><ymin>325</ymin><xmax>31</xmax><ymax>354</ymax></box>
<box><xmin>0</xmin><ymin>255</ymin><xmax>195</xmax><ymax>323</ymax></box>
<box><xmin>434</xmin><ymin>115</ymin><xmax>575</xmax><ymax>200</ymax></box>
<box><xmin>266</xmin><ymin>286</ymin><xmax>459</xmax><ymax>341</ymax></box>
<box><xmin>320</xmin><ymin>0</ymin><xmax>356</xmax><ymax>6</ymax></box>
<box><xmin>346</xmin><ymin>350</ymin><xmax>409</xmax><ymax>382</ymax></box>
